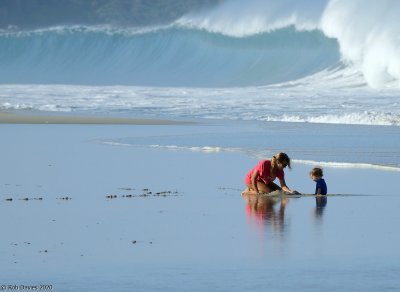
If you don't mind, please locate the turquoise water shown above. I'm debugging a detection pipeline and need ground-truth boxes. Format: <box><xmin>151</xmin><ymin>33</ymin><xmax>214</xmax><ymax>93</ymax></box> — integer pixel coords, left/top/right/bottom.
<box><xmin>0</xmin><ymin>26</ymin><xmax>338</xmax><ymax>87</ymax></box>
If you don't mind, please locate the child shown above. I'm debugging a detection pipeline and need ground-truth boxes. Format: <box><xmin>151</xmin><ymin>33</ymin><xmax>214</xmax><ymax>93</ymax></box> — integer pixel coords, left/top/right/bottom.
<box><xmin>309</xmin><ymin>167</ymin><xmax>327</xmax><ymax>195</ymax></box>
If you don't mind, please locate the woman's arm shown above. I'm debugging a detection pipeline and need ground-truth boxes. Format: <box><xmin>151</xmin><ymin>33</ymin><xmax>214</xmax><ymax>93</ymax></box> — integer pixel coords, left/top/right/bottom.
<box><xmin>279</xmin><ymin>178</ymin><xmax>292</xmax><ymax>193</ymax></box>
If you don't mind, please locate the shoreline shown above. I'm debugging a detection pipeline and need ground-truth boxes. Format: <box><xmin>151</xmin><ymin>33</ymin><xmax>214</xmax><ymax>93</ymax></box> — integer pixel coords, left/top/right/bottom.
<box><xmin>0</xmin><ymin>112</ymin><xmax>190</xmax><ymax>125</ymax></box>
<box><xmin>2</xmin><ymin>112</ymin><xmax>398</xmax><ymax>172</ymax></box>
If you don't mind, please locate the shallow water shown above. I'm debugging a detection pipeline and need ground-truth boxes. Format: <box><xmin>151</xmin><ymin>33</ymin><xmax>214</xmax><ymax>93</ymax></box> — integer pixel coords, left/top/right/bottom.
<box><xmin>106</xmin><ymin>119</ymin><xmax>400</xmax><ymax>169</ymax></box>
<box><xmin>1</xmin><ymin>122</ymin><xmax>399</xmax><ymax>291</ymax></box>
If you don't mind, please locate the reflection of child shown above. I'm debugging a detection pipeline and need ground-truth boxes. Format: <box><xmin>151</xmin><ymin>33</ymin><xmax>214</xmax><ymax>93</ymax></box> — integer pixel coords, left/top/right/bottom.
<box><xmin>309</xmin><ymin>167</ymin><xmax>327</xmax><ymax>195</ymax></box>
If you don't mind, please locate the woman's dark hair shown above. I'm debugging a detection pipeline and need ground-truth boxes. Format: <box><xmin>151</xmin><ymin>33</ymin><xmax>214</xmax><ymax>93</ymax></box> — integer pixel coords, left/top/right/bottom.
<box><xmin>271</xmin><ymin>152</ymin><xmax>291</xmax><ymax>175</ymax></box>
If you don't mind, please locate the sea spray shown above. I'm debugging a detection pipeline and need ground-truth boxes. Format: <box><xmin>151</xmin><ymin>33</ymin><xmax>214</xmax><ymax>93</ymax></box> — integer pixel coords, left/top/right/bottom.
<box><xmin>320</xmin><ymin>0</ymin><xmax>400</xmax><ymax>88</ymax></box>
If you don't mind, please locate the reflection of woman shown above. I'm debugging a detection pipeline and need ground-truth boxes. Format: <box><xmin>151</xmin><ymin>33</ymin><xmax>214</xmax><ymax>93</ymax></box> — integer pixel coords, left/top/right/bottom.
<box><xmin>244</xmin><ymin>152</ymin><xmax>295</xmax><ymax>194</ymax></box>
<box><xmin>243</xmin><ymin>192</ymin><xmax>288</xmax><ymax>233</ymax></box>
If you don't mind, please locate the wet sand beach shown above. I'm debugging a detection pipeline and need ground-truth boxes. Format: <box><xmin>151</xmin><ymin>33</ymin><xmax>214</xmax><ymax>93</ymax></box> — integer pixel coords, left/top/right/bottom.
<box><xmin>1</xmin><ymin>117</ymin><xmax>400</xmax><ymax>291</ymax></box>
<box><xmin>0</xmin><ymin>112</ymin><xmax>189</xmax><ymax>125</ymax></box>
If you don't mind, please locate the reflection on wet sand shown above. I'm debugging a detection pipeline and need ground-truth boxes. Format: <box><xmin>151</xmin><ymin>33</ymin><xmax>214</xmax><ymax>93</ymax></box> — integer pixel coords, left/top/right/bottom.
<box><xmin>243</xmin><ymin>193</ymin><xmax>329</xmax><ymax>242</ymax></box>
<box><xmin>242</xmin><ymin>193</ymin><xmax>289</xmax><ymax>238</ymax></box>
<box><xmin>314</xmin><ymin>195</ymin><xmax>328</xmax><ymax>219</ymax></box>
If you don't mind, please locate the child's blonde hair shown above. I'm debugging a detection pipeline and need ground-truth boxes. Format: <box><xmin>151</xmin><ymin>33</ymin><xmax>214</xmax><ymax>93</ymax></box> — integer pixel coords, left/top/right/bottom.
<box><xmin>310</xmin><ymin>167</ymin><xmax>324</xmax><ymax>178</ymax></box>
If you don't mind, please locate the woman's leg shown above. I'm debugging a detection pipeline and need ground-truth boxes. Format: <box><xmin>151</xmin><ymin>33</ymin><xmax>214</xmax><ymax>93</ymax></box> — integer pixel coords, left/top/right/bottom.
<box><xmin>267</xmin><ymin>182</ymin><xmax>282</xmax><ymax>192</ymax></box>
<box><xmin>256</xmin><ymin>181</ymin><xmax>281</xmax><ymax>193</ymax></box>
<box><xmin>245</xmin><ymin>181</ymin><xmax>282</xmax><ymax>194</ymax></box>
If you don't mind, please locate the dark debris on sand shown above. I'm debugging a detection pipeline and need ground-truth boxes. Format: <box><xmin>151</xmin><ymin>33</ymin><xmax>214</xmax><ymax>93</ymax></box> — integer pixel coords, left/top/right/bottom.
<box><xmin>57</xmin><ymin>196</ymin><xmax>72</xmax><ymax>200</ymax></box>
<box><xmin>3</xmin><ymin>196</ymin><xmax>44</xmax><ymax>202</ymax></box>
<box><xmin>2</xmin><ymin>196</ymin><xmax>73</xmax><ymax>202</ymax></box>
<box><xmin>106</xmin><ymin>188</ymin><xmax>181</xmax><ymax>200</ymax></box>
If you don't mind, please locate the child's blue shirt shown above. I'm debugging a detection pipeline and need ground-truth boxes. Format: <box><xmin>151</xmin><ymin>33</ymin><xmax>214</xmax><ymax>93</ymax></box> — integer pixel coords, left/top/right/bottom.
<box><xmin>315</xmin><ymin>178</ymin><xmax>327</xmax><ymax>195</ymax></box>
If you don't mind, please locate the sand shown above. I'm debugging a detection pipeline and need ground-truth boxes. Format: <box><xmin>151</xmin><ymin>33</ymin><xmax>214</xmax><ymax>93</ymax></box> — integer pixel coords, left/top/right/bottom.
<box><xmin>0</xmin><ymin>112</ymin><xmax>189</xmax><ymax>125</ymax></box>
<box><xmin>1</xmin><ymin>117</ymin><xmax>399</xmax><ymax>291</ymax></box>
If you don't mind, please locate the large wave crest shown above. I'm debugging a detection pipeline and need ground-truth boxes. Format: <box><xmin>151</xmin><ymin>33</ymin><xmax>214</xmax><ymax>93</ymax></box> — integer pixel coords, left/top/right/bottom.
<box><xmin>178</xmin><ymin>0</ymin><xmax>400</xmax><ymax>88</ymax></box>
<box><xmin>0</xmin><ymin>25</ymin><xmax>339</xmax><ymax>87</ymax></box>
<box><xmin>1</xmin><ymin>0</ymin><xmax>400</xmax><ymax>88</ymax></box>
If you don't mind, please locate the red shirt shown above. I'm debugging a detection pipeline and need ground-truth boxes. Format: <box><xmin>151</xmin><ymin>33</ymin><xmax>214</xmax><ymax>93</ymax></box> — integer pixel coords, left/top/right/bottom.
<box><xmin>245</xmin><ymin>160</ymin><xmax>284</xmax><ymax>185</ymax></box>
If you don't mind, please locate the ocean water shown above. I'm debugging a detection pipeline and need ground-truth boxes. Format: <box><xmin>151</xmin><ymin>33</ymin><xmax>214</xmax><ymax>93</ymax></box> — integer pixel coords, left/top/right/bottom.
<box><xmin>1</xmin><ymin>1</ymin><xmax>400</xmax><ymax>126</ymax></box>
<box><xmin>1</xmin><ymin>2</ymin><xmax>400</xmax><ymax>169</ymax></box>
<box><xmin>1</xmin><ymin>2</ymin><xmax>400</xmax><ymax>289</ymax></box>
<box><xmin>100</xmin><ymin>120</ymin><xmax>400</xmax><ymax>170</ymax></box>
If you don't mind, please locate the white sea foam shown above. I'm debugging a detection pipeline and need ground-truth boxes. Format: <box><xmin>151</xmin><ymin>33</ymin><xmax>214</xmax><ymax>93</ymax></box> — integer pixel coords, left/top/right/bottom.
<box><xmin>1</xmin><ymin>83</ymin><xmax>399</xmax><ymax>126</ymax></box>
<box><xmin>320</xmin><ymin>0</ymin><xmax>400</xmax><ymax>88</ymax></box>
<box><xmin>176</xmin><ymin>0</ymin><xmax>324</xmax><ymax>37</ymax></box>
<box><xmin>261</xmin><ymin>112</ymin><xmax>400</xmax><ymax>126</ymax></box>
<box><xmin>0</xmin><ymin>24</ymin><xmax>173</xmax><ymax>37</ymax></box>
<box><xmin>293</xmin><ymin>159</ymin><xmax>400</xmax><ymax>172</ymax></box>
<box><xmin>97</xmin><ymin>140</ymin><xmax>400</xmax><ymax>171</ymax></box>
<box><xmin>149</xmin><ymin>145</ymin><xmax>243</xmax><ymax>153</ymax></box>
<box><xmin>96</xmin><ymin>139</ymin><xmax>244</xmax><ymax>154</ymax></box>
